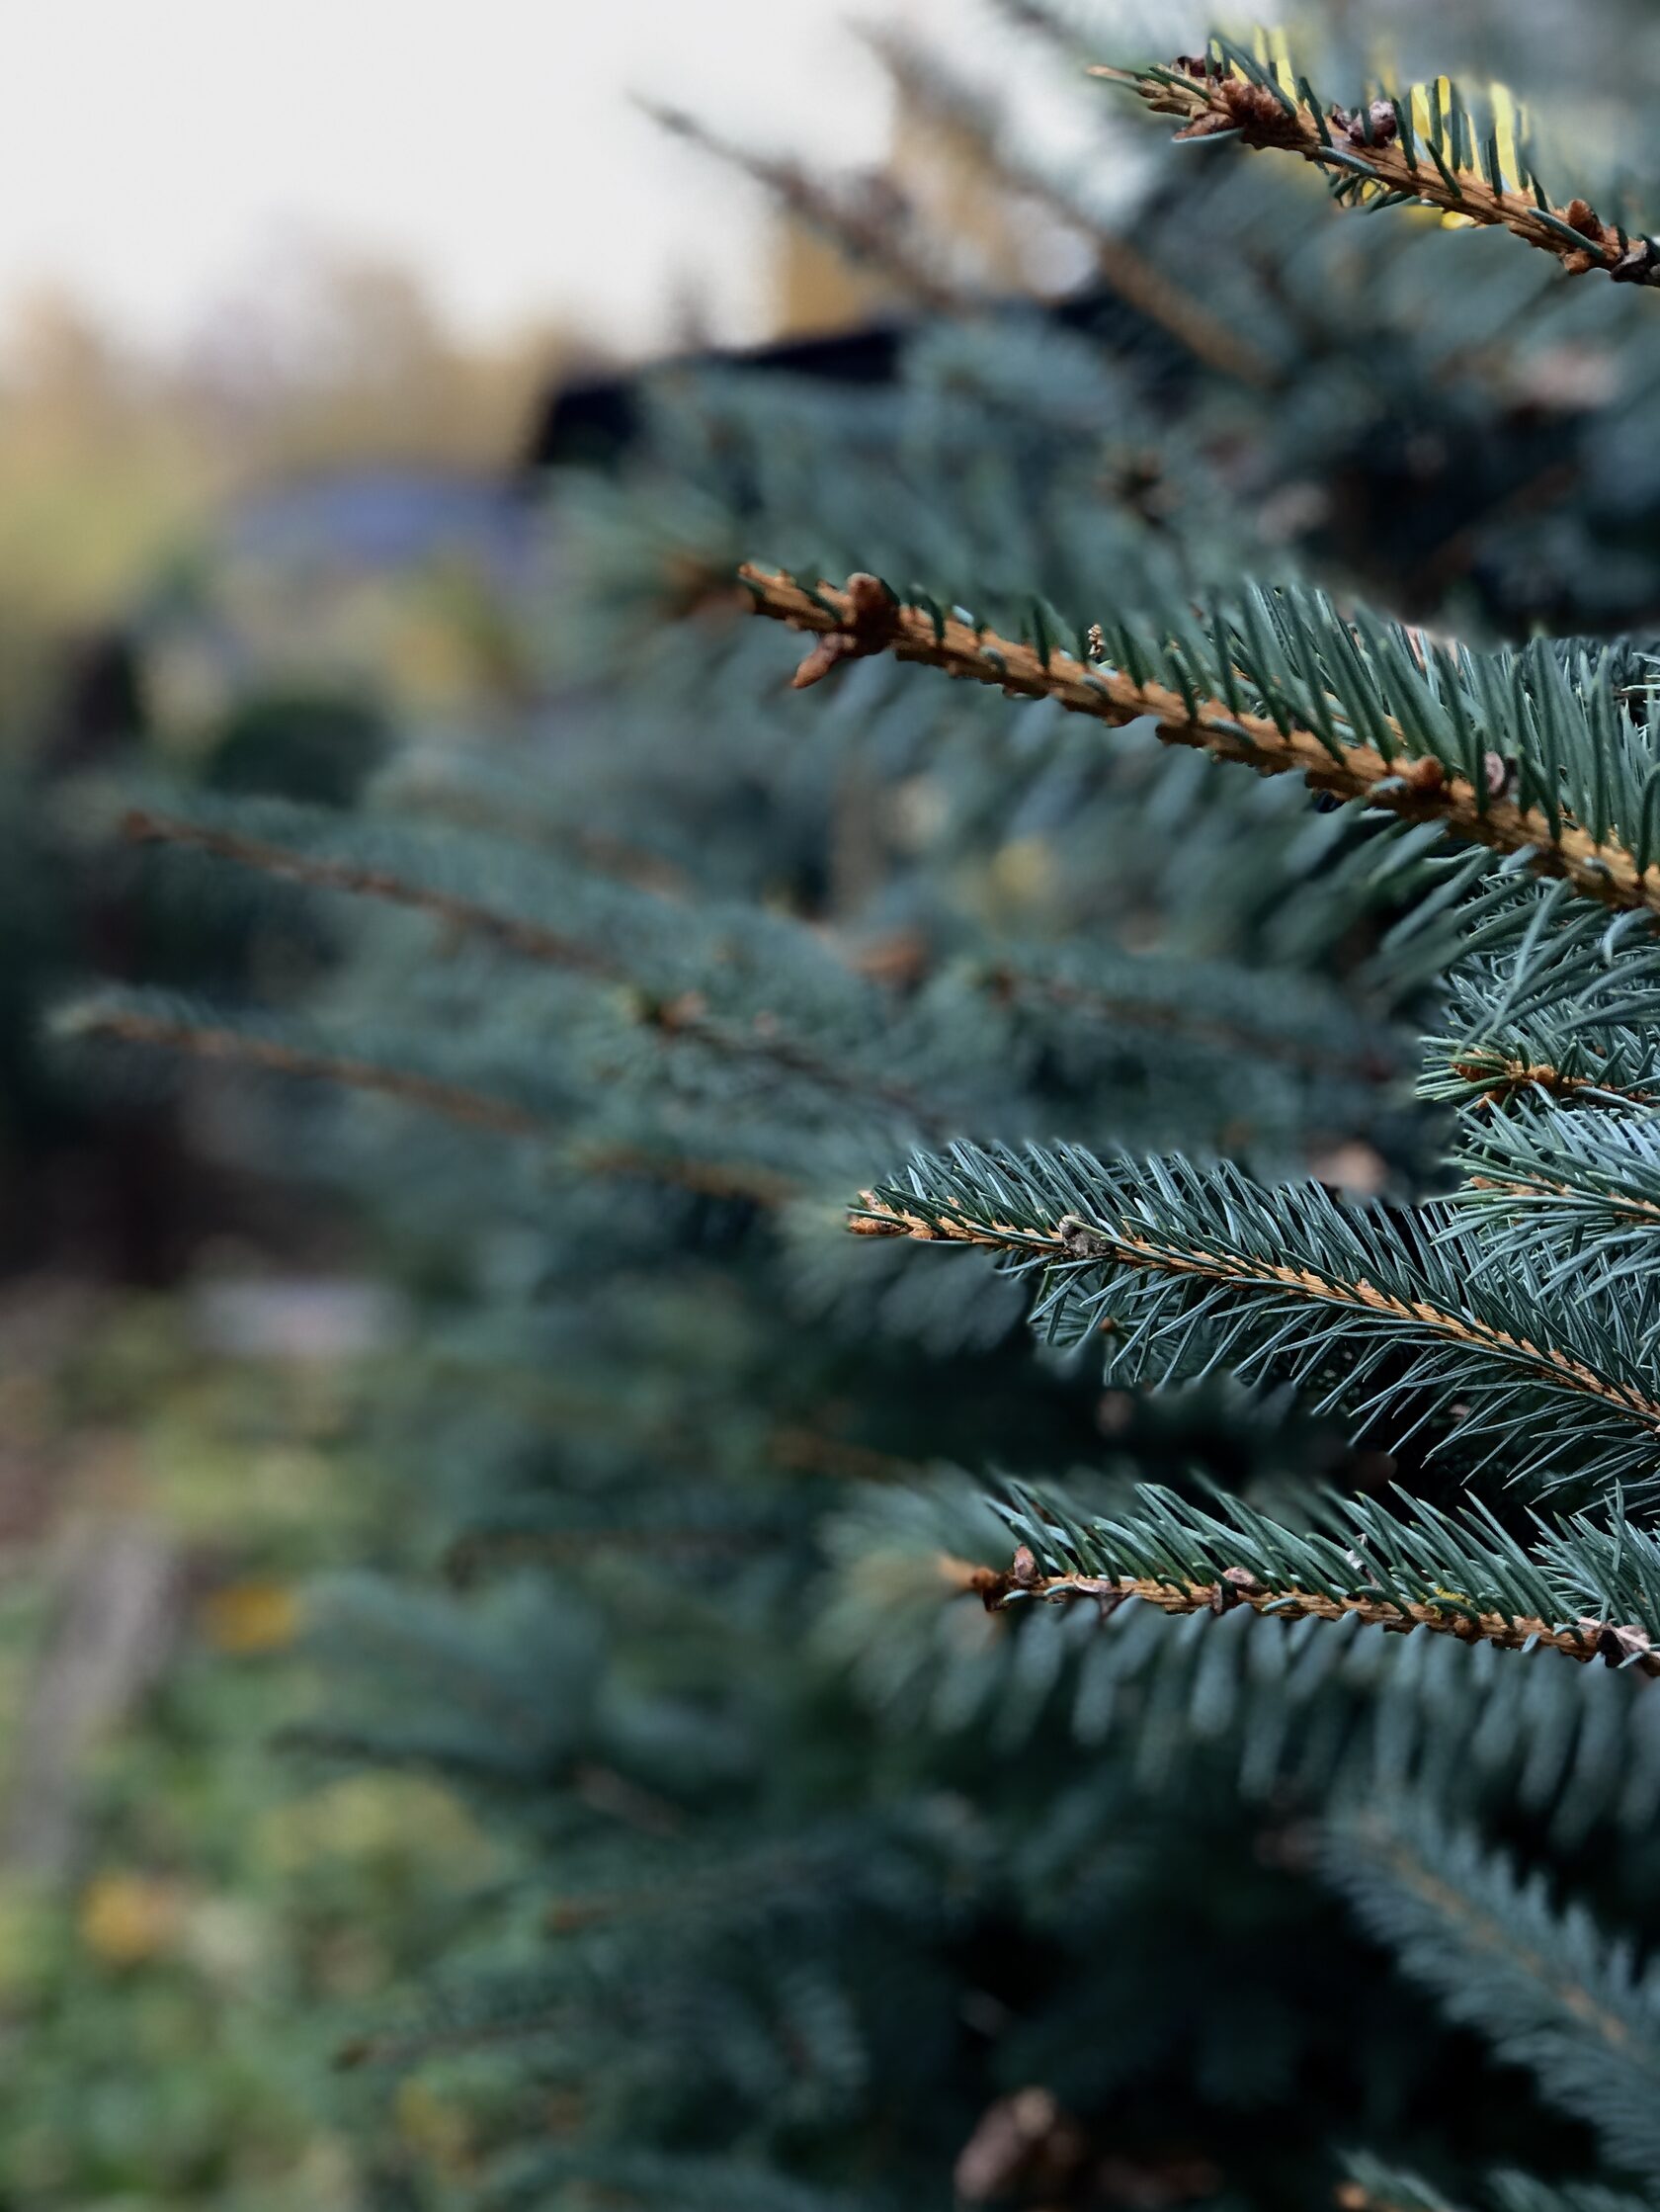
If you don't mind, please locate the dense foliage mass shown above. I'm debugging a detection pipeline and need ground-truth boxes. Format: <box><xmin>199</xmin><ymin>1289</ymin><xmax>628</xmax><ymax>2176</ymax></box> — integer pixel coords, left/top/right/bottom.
<box><xmin>67</xmin><ymin>10</ymin><xmax>1660</xmax><ymax>2206</ymax></box>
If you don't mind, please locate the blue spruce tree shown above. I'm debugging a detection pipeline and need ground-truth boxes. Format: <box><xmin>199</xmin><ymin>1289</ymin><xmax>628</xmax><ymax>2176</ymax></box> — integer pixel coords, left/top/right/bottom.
<box><xmin>61</xmin><ymin>15</ymin><xmax>1660</xmax><ymax>2206</ymax></box>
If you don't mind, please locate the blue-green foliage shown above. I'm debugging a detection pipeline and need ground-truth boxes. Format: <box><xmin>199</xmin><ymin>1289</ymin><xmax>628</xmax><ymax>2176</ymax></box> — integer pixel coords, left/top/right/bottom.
<box><xmin>73</xmin><ymin>8</ymin><xmax>1660</xmax><ymax>2204</ymax></box>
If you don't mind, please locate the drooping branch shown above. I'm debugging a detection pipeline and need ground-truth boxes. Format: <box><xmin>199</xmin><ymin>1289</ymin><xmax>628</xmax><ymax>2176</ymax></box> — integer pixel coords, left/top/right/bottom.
<box><xmin>1097</xmin><ymin>47</ymin><xmax>1660</xmax><ymax>292</ymax></box>
<box><xmin>739</xmin><ymin>566</ymin><xmax>1660</xmax><ymax>918</ymax></box>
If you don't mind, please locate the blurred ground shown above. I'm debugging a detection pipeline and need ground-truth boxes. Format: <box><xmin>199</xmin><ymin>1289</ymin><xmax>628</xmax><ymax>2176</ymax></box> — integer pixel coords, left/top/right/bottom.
<box><xmin>0</xmin><ymin>1287</ymin><xmax>513</xmax><ymax>2209</ymax></box>
<box><xmin>0</xmin><ymin>242</ymin><xmax>568</xmax><ymax>2206</ymax></box>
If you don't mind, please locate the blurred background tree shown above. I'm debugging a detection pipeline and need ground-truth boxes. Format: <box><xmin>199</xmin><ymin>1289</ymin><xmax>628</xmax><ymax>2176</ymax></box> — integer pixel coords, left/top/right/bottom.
<box><xmin>11</xmin><ymin>4</ymin><xmax>1660</xmax><ymax>2207</ymax></box>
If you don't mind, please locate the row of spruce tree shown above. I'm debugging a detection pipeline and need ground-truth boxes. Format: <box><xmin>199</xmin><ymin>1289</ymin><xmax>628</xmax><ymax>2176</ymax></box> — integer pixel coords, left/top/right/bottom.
<box><xmin>58</xmin><ymin>7</ymin><xmax>1660</xmax><ymax>2206</ymax></box>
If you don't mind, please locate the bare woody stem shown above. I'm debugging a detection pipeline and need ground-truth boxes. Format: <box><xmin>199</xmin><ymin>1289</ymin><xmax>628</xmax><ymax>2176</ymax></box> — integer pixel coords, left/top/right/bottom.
<box><xmin>739</xmin><ymin>567</ymin><xmax>1660</xmax><ymax>918</ymax></box>
<box><xmin>1096</xmin><ymin>59</ymin><xmax>1660</xmax><ymax>291</ymax></box>
<box><xmin>850</xmin><ymin>1193</ymin><xmax>1660</xmax><ymax>1434</ymax></box>
<box><xmin>937</xmin><ymin>1547</ymin><xmax>1660</xmax><ymax>1678</ymax></box>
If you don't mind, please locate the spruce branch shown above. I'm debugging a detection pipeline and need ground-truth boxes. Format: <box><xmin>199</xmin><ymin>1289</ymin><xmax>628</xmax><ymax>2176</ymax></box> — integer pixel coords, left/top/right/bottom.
<box><xmin>1449</xmin><ymin>1109</ymin><xmax>1660</xmax><ymax>1305</ymax></box>
<box><xmin>1323</xmin><ymin>1808</ymin><xmax>1660</xmax><ymax>2174</ymax></box>
<box><xmin>1095</xmin><ymin>48</ymin><xmax>1660</xmax><ymax>294</ymax></box>
<box><xmin>57</xmin><ymin>993</ymin><xmax>799</xmax><ymax>1209</ymax></box>
<box><xmin>120</xmin><ymin>801</ymin><xmax>952</xmax><ymax>1138</ymax></box>
<box><xmin>961</xmin><ymin>1479</ymin><xmax>1660</xmax><ymax>1679</ymax></box>
<box><xmin>740</xmin><ymin>568</ymin><xmax>1660</xmax><ymax>919</ymax></box>
<box><xmin>122</xmin><ymin>806</ymin><xmax>617</xmax><ymax>978</ymax></box>
<box><xmin>1336</xmin><ymin>2155</ymin><xmax>1466</xmax><ymax>2212</ymax></box>
<box><xmin>850</xmin><ymin>1141</ymin><xmax>1660</xmax><ymax>1494</ymax></box>
<box><xmin>1427</xmin><ymin>1045</ymin><xmax>1656</xmax><ymax>1115</ymax></box>
<box><xmin>61</xmin><ymin>994</ymin><xmax>546</xmax><ymax>1138</ymax></box>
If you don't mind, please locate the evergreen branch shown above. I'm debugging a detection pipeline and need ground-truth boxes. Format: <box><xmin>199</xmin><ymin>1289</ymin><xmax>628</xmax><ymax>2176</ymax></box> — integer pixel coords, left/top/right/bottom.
<box><xmin>1429</xmin><ymin>873</ymin><xmax>1660</xmax><ymax>1039</ymax></box>
<box><xmin>1095</xmin><ymin>50</ymin><xmax>1660</xmax><ymax>294</ymax></box>
<box><xmin>1449</xmin><ymin>1110</ymin><xmax>1660</xmax><ymax>1301</ymax></box>
<box><xmin>967</xmin><ymin>1479</ymin><xmax>1660</xmax><ymax>1679</ymax></box>
<box><xmin>859</xmin><ymin>25</ymin><xmax>1280</xmax><ymax>385</ymax></box>
<box><xmin>1337</xmin><ymin>2155</ymin><xmax>1466</xmax><ymax>2212</ymax></box>
<box><xmin>740</xmin><ymin>568</ymin><xmax>1660</xmax><ymax>919</ymax></box>
<box><xmin>121</xmin><ymin>800</ymin><xmax>951</xmax><ymax>1137</ymax></box>
<box><xmin>825</xmin><ymin>1477</ymin><xmax>1660</xmax><ymax>1821</ymax></box>
<box><xmin>1414</xmin><ymin>880</ymin><xmax>1660</xmax><ymax>1112</ymax></box>
<box><xmin>849</xmin><ymin>1141</ymin><xmax>1660</xmax><ymax>1494</ymax></box>
<box><xmin>641</xmin><ymin>101</ymin><xmax>965</xmax><ymax>312</ymax></box>
<box><xmin>1322</xmin><ymin>1807</ymin><xmax>1660</xmax><ymax>2174</ymax></box>
<box><xmin>57</xmin><ymin>993</ymin><xmax>798</xmax><ymax>1208</ymax></box>
<box><xmin>122</xmin><ymin>805</ymin><xmax>619</xmax><ymax>978</ymax></box>
<box><xmin>979</xmin><ymin>951</ymin><xmax>1397</xmax><ymax>1085</ymax></box>
<box><xmin>60</xmin><ymin>994</ymin><xmax>546</xmax><ymax>1138</ymax></box>
<box><xmin>1426</xmin><ymin>1044</ymin><xmax>1656</xmax><ymax>1114</ymax></box>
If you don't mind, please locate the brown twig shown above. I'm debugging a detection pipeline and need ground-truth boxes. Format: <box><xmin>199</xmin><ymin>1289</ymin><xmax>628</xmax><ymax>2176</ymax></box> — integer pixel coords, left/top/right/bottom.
<box><xmin>123</xmin><ymin>808</ymin><xmax>616</xmax><ymax>978</ymax></box>
<box><xmin>739</xmin><ymin>566</ymin><xmax>1660</xmax><ymax>918</ymax></box>
<box><xmin>1447</xmin><ymin>1049</ymin><xmax>1656</xmax><ymax>1112</ymax></box>
<box><xmin>851</xmin><ymin>1192</ymin><xmax>1660</xmax><ymax>1436</ymax></box>
<box><xmin>1096</xmin><ymin>58</ymin><xmax>1660</xmax><ymax>293</ymax></box>
<box><xmin>69</xmin><ymin>1002</ymin><xmax>546</xmax><ymax>1137</ymax></box>
<box><xmin>940</xmin><ymin>1545</ymin><xmax>1660</xmax><ymax>1677</ymax></box>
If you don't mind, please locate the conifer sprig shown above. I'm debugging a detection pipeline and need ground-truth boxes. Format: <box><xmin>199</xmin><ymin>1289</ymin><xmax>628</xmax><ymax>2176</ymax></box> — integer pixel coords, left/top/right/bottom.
<box><xmin>740</xmin><ymin>567</ymin><xmax>1660</xmax><ymax>917</ymax></box>
<box><xmin>60</xmin><ymin>993</ymin><xmax>547</xmax><ymax>1138</ymax></box>
<box><xmin>1451</xmin><ymin>1109</ymin><xmax>1660</xmax><ymax>1297</ymax></box>
<box><xmin>851</xmin><ymin>1141</ymin><xmax>1660</xmax><ymax>1494</ymax></box>
<box><xmin>57</xmin><ymin>992</ymin><xmax>800</xmax><ymax>1208</ymax></box>
<box><xmin>1323</xmin><ymin>1809</ymin><xmax>1660</xmax><ymax>2173</ymax></box>
<box><xmin>968</xmin><ymin>1479</ymin><xmax>1660</xmax><ymax>1677</ymax></box>
<box><xmin>119</xmin><ymin>800</ymin><xmax>952</xmax><ymax>1137</ymax></box>
<box><xmin>1424</xmin><ymin>1043</ymin><xmax>1657</xmax><ymax>1116</ymax></box>
<box><xmin>1095</xmin><ymin>45</ymin><xmax>1660</xmax><ymax>294</ymax></box>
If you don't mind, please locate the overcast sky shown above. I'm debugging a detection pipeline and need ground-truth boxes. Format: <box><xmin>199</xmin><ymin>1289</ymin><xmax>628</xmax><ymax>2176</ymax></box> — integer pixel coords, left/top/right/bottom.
<box><xmin>0</xmin><ymin>0</ymin><xmax>1005</xmax><ymax>358</ymax></box>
